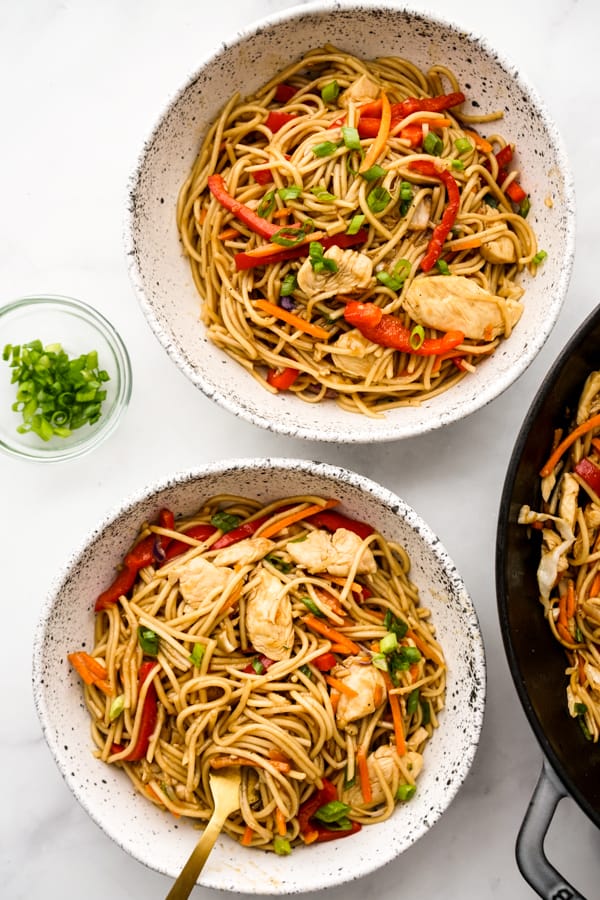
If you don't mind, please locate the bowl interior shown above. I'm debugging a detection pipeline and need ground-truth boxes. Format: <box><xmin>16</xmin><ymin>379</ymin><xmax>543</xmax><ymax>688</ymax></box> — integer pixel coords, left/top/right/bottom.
<box><xmin>0</xmin><ymin>296</ymin><xmax>131</xmax><ymax>461</ymax></box>
<box><xmin>496</xmin><ymin>303</ymin><xmax>600</xmax><ymax>828</ymax></box>
<box><xmin>127</xmin><ymin>2</ymin><xmax>574</xmax><ymax>443</ymax></box>
<box><xmin>34</xmin><ymin>459</ymin><xmax>485</xmax><ymax>892</ymax></box>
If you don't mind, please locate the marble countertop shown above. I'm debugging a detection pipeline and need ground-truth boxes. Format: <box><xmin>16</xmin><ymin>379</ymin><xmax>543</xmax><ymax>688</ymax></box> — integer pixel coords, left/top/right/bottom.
<box><xmin>2</xmin><ymin>1</ymin><xmax>599</xmax><ymax>897</ymax></box>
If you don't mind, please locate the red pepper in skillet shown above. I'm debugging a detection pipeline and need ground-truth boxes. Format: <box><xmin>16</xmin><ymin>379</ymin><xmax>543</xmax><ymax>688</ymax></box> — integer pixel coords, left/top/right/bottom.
<box><xmin>574</xmin><ymin>457</ymin><xmax>600</xmax><ymax>494</ymax></box>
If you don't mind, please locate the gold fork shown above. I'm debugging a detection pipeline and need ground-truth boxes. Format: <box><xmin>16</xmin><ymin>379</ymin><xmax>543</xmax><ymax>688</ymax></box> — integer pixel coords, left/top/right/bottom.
<box><xmin>166</xmin><ymin>768</ymin><xmax>242</xmax><ymax>900</ymax></box>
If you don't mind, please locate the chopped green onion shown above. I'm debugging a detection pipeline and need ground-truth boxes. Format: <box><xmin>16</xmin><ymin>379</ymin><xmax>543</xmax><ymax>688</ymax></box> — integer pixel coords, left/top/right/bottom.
<box><xmin>575</xmin><ymin>624</ymin><xmax>584</xmax><ymax>643</ymax></box>
<box><xmin>384</xmin><ymin>610</ymin><xmax>408</xmax><ymax>639</ymax></box>
<box><xmin>401</xmin><ymin>646</ymin><xmax>422</xmax><ymax>664</ymax></box>
<box><xmin>396</xmin><ymin>783</ymin><xmax>417</xmax><ymax>801</ymax></box>
<box><xmin>138</xmin><ymin>626</ymin><xmax>159</xmax><ymax>657</ymax></box>
<box><xmin>3</xmin><ymin>339</ymin><xmax>110</xmax><ymax>441</ymax></box>
<box><xmin>407</xmin><ymin>688</ymin><xmax>420</xmax><ymax>715</ymax></box>
<box><xmin>313</xmin><ymin>801</ymin><xmax>351</xmax><ymax>824</ymax></box>
<box><xmin>288</xmin><ymin>533</ymin><xmax>308</xmax><ymax>543</ymax></box>
<box><xmin>265</xmin><ymin>554</ymin><xmax>293</xmax><ymax>573</ymax></box>
<box><xmin>361</xmin><ymin>164</ymin><xmax>386</xmax><ymax>182</ymax></box>
<box><xmin>399</xmin><ymin>181</ymin><xmax>413</xmax><ymax>201</ymax></box>
<box><xmin>454</xmin><ymin>137</ymin><xmax>473</xmax><ymax>154</ymax></box>
<box><xmin>532</xmin><ymin>249</ymin><xmax>547</xmax><ymax>265</ymax></box>
<box><xmin>252</xmin><ymin>658</ymin><xmax>265</xmax><ymax>675</ymax></box>
<box><xmin>277</xmin><ymin>185</ymin><xmax>302</xmax><ymax>202</ymax></box>
<box><xmin>367</xmin><ymin>186</ymin><xmax>391</xmax><ymax>213</ymax></box>
<box><xmin>371</xmin><ymin>652</ymin><xmax>388</xmax><ymax>671</ymax></box>
<box><xmin>519</xmin><ymin>196</ymin><xmax>531</xmax><ymax>218</ymax></box>
<box><xmin>312</xmin><ymin>141</ymin><xmax>339</xmax><ymax>158</ymax></box>
<box><xmin>436</xmin><ymin>259</ymin><xmax>451</xmax><ymax>276</ymax></box>
<box><xmin>300</xmin><ymin>596</ymin><xmax>324</xmax><ymax>616</ymax></box>
<box><xmin>309</xmin><ymin>241</ymin><xmax>338</xmax><ymax>274</ymax></box>
<box><xmin>575</xmin><ymin>702</ymin><xmax>588</xmax><ymax>716</ymax></box>
<box><xmin>189</xmin><ymin>643</ymin><xmax>206</xmax><ymax>666</ymax></box>
<box><xmin>341</xmin><ymin>126</ymin><xmax>362</xmax><ymax>151</ymax></box>
<box><xmin>420</xmin><ymin>699</ymin><xmax>431</xmax><ymax>725</ymax></box>
<box><xmin>310</xmin><ymin>186</ymin><xmax>337</xmax><ymax>202</ymax></box>
<box><xmin>257</xmin><ymin>189</ymin><xmax>276</xmax><ymax>218</ymax></box>
<box><xmin>380</xmin><ymin>632</ymin><xmax>398</xmax><ymax>654</ymax></box>
<box><xmin>271</xmin><ymin>219</ymin><xmax>315</xmax><ymax>247</ymax></box>
<box><xmin>280</xmin><ymin>273</ymin><xmax>297</xmax><ymax>297</ymax></box>
<box><xmin>376</xmin><ymin>259</ymin><xmax>411</xmax><ymax>291</ymax></box>
<box><xmin>451</xmin><ymin>159</ymin><xmax>465</xmax><ymax>171</ymax></box>
<box><xmin>211</xmin><ymin>511</ymin><xmax>242</xmax><ymax>533</ymax></box>
<box><xmin>321</xmin><ymin>80</ymin><xmax>340</xmax><ymax>103</ymax></box>
<box><xmin>299</xmin><ymin>663</ymin><xmax>313</xmax><ymax>679</ymax></box>
<box><xmin>109</xmin><ymin>694</ymin><xmax>126</xmax><ymax>722</ymax></box>
<box><xmin>483</xmin><ymin>194</ymin><xmax>499</xmax><ymax>208</ymax></box>
<box><xmin>346</xmin><ymin>214</ymin><xmax>366</xmax><ymax>235</ymax></box>
<box><xmin>409</xmin><ymin>325</ymin><xmax>425</xmax><ymax>350</ymax></box>
<box><xmin>273</xmin><ymin>835</ymin><xmax>292</xmax><ymax>855</ymax></box>
<box><xmin>423</xmin><ymin>131</ymin><xmax>443</xmax><ymax>156</ymax></box>
<box><xmin>579</xmin><ymin>715</ymin><xmax>593</xmax><ymax>741</ymax></box>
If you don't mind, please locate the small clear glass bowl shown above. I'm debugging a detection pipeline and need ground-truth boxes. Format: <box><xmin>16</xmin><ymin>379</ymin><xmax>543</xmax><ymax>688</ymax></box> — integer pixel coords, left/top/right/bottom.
<box><xmin>0</xmin><ymin>295</ymin><xmax>132</xmax><ymax>461</ymax></box>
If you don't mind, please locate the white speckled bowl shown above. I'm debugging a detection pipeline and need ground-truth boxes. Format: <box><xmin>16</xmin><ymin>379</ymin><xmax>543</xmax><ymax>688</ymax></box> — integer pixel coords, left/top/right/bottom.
<box><xmin>125</xmin><ymin>1</ymin><xmax>574</xmax><ymax>443</ymax></box>
<box><xmin>33</xmin><ymin>458</ymin><xmax>485</xmax><ymax>893</ymax></box>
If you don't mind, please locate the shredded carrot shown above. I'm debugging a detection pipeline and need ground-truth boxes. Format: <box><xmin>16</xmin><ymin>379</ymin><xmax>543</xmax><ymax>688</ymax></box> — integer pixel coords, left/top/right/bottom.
<box><xmin>373</xmin><ymin>682</ymin><xmax>384</xmax><ymax>706</ymax></box>
<box><xmin>259</xmin><ymin>499</ymin><xmax>338</xmax><ymax>540</ymax></box>
<box><xmin>302</xmin><ymin>614</ymin><xmax>361</xmax><ymax>655</ymax></box>
<box><xmin>463</xmin><ymin>129</ymin><xmax>493</xmax><ymax>153</ymax></box>
<box><xmin>406</xmin><ymin>630</ymin><xmax>444</xmax><ymax>667</ymax></box>
<box><xmin>540</xmin><ymin>414</ymin><xmax>600</xmax><ymax>477</ymax></box>
<box><xmin>592</xmin><ymin>438</ymin><xmax>600</xmax><ymax>454</ymax></box>
<box><xmin>566</xmin><ymin>580</ymin><xmax>577</xmax><ymax>619</ymax></box>
<box><xmin>268</xmin><ymin>748</ymin><xmax>290</xmax><ymax>763</ymax></box>
<box><xmin>558</xmin><ymin>592</ymin><xmax>568</xmax><ymax>629</ymax></box>
<box><xmin>218</xmin><ymin>226</ymin><xmax>240</xmax><ymax>241</ymax></box>
<box><xmin>327</xmin><ymin>576</ymin><xmax>365</xmax><ymax>595</ymax></box>
<box><xmin>275</xmin><ymin>807</ymin><xmax>287</xmax><ymax>836</ymax></box>
<box><xmin>242</xmin><ymin>230</ymin><xmax>327</xmax><ymax>259</ymax></box>
<box><xmin>329</xmin><ymin>690</ymin><xmax>340</xmax><ymax>714</ymax></box>
<box><xmin>386</xmin><ymin>681</ymin><xmax>407</xmax><ymax>756</ymax></box>
<box><xmin>210</xmin><ymin>754</ymin><xmax>291</xmax><ymax>773</ymax></box>
<box><xmin>413</xmin><ymin>115</ymin><xmax>453</xmax><ymax>129</ymax></box>
<box><xmin>356</xmin><ymin>745</ymin><xmax>373</xmax><ymax>803</ymax></box>
<box><xmin>254</xmin><ymin>298</ymin><xmax>331</xmax><ymax>341</ymax></box>
<box><xmin>450</xmin><ymin>235</ymin><xmax>483</xmax><ymax>251</ymax></box>
<box><xmin>589</xmin><ymin>571</ymin><xmax>600</xmax><ymax>598</ymax></box>
<box><xmin>325</xmin><ymin>674</ymin><xmax>359</xmax><ymax>698</ymax></box>
<box><xmin>329</xmin><ymin>642</ymin><xmax>355</xmax><ymax>654</ymax></box>
<box><xmin>272</xmin><ymin>207</ymin><xmax>292</xmax><ymax>219</ymax></box>
<box><xmin>222</xmin><ymin>582</ymin><xmax>243</xmax><ymax>611</ymax></box>
<box><xmin>556</xmin><ymin>622</ymin><xmax>574</xmax><ymax>644</ymax></box>
<box><xmin>409</xmin><ymin>663</ymin><xmax>420</xmax><ymax>683</ymax></box>
<box><xmin>197</xmin><ymin>207</ymin><xmax>208</xmax><ymax>225</ymax></box>
<box><xmin>241</xmin><ymin>825</ymin><xmax>254</xmax><ymax>846</ymax></box>
<box><xmin>360</xmin><ymin>90</ymin><xmax>391</xmax><ymax>173</ymax></box>
<box><xmin>68</xmin><ymin>652</ymin><xmax>112</xmax><ymax>696</ymax></box>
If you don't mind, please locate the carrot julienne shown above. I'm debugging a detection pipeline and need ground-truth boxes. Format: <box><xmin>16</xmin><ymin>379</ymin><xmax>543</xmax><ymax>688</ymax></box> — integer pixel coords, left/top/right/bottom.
<box><xmin>324</xmin><ymin>675</ymin><xmax>359</xmax><ymax>698</ymax></box>
<box><xmin>68</xmin><ymin>651</ymin><xmax>112</xmax><ymax>696</ymax></box>
<box><xmin>301</xmin><ymin>614</ymin><xmax>361</xmax><ymax>655</ymax></box>
<box><xmin>360</xmin><ymin>90</ymin><xmax>391</xmax><ymax>173</ymax></box>
<box><xmin>356</xmin><ymin>745</ymin><xmax>373</xmax><ymax>803</ymax></box>
<box><xmin>258</xmin><ymin>498</ymin><xmax>338</xmax><ymax>539</ymax></box>
<box><xmin>253</xmin><ymin>298</ymin><xmax>331</xmax><ymax>341</ymax></box>
<box><xmin>540</xmin><ymin>414</ymin><xmax>600</xmax><ymax>477</ymax></box>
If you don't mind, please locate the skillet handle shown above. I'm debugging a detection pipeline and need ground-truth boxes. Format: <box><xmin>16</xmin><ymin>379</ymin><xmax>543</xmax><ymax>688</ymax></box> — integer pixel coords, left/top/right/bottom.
<box><xmin>516</xmin><ymin>758</ymin><xmax>587</xmax><ymax>900</ymax></box>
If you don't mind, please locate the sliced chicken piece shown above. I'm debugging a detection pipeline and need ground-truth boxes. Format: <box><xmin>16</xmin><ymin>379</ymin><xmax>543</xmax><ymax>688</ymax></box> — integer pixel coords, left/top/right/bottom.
<box><xmin>403</xmin><ymin>274</ymin><xmax>522</xmax><ymax>341</ymax></box>
<box><xmin>297</xmin><ymin>246</ymin><xmax>373</xmax><ymax>301</ymax></box>
<box><xmin>285</xmin><ymin>527</ymin><xmax>376</xmax><ymax>576</ymax></box>
<box><xmin>574</xmin><ymin>503</ymin><xmax>600</xmax><ymax>560</ymax></box>
<box><xmin>406</xmin><ymin>726</ymin><xmax>429</xmax><ymax>752</ymax></box>
<box><xmin>333</xmin><ymin>655</ymin><xmax>387</xmax><ymax>728</ymax></box>
<box><xmin>576</xmin><ymin>371</ymin><xmax>600</xmax><ymax>424</ymax></box>
<box><xmin>175</xmin><ymin>556</ymin><xmax>234</xmax><ymax>610</ymax></box>
<box><xmin>404</xmin><ymin>750</ymin><xmax>424</xmax><ymax>779</ymax></box>
<box><xmin>345</xmin><ymin>745</ymin><xmax>402</xmax><ymax>806</ymax></box>
<box><xmin>585</xmin><ymin>661</ymin><xmax>600</xmax><ymax>692</ymax></box>
<box><xmin>406</xmin><ymin>195</ymin><xmax>431</xmax><ymax>231</ymax></box>
<box><xmin>480</xmin><ymin>231</ymin><xmax>517</xmax><ymax>264</ymax></box>
<box><xmin>558</xmin><ymin>473</ymin><xmax>580</xmax><ymax>531</ymax></box>
<box><xmin>245</xmin><ymin>568</ymin><xmax>294</xmax><ymax>660</ymax></box>
<box><xmin>518</xmin><ymin>506</ymin><xmax>575</xmax><ymax>602</ymax></box>
<box><xmin>330</xmin><ymin>330</ymin><xmax>376</xmax><ymax>379</ymax></box>
<box><xmin>339</xmin><ymin>73</ymin><xmax>380</xmax><ymax>107</ymax></box>
<box><xmin>213</xmin><ymin>537</ymin><xmax>275</xmax><ymax>568</ymax></box>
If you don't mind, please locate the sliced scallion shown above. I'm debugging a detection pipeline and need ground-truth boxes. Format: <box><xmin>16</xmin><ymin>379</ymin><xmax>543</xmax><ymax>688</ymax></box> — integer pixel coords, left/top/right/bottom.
<box><xmin>138</xmin><ymin>626</ymin><xmax>159</xmax><ymax>657</ymax></box>
<box><xmin>257</xmin><ymin>190</ymin><xmax>276</xmax><ymax>218</ymax></box>
<box><xmin>308</xmin><ymin>241</ymin><xmax>338</xmax><ymax>275</ymax></box>
<box><xmin>341</xmin><ymin>126</ymin><xmax>361</xmax><ymax>151</ymax></box>
<box><xmin>189</xmin><ymin>643</ymin><xmax>206</xmax><ymax>666</ymax></box>
<box><xmin>454</xmin><ymin>137</ymin><xmax>473</xmax><ymax>154</ymax></box>
<box><xmin>361</xmin><ymin>164</ymin><xmax>386</xmax><ymax>182</ymax></box>
<box><xmin>109</xmin><ymin>694</ymin><xmax>126</xmax><ymax>722</ymax></box>
<box><xmin>321</xmin><ymin>80</ymin><xmax>340</xmax><ymax>103</ymax></box>
<box><xmin>273</xmin><ymin>835</ymin><xmax>292</xmax><ymax>855</ymax></box>
<box><xmin>532</xmin><ymin>249</ymin><xmax>547</xmax><ymax>265</ymax></box>
<box><xmin>211</xmin><ymin>511</ymin><xmax>242</xmax><ymax>533</ymax></box>
<box><xmin>423</xmin><ymin>131</ymin><xmax>443</xmax><ymax>156</ymax></box>
<box><xmin>396</xmin><ymin>783</ymin><xmax>416</xmax><ymax>801</ymax></box>
<box><xmin>436</xmin><ymin>259</ymin><xmax>451</xmax><ymax>276</ymax></box>
<box><xmin>271</xmin><ymin>219</ymin><xmax>314</xmax><ymax>247</ymax></box>
<box><xmin>367</xmin><ymin>185</ymin><xmax>391</xmax><ymax>213</ymax></box>
<box><xmin>310</xmin><ymin>186</ymin><xmax>337</xmax><ymax>202</ymax></box>
<box><xmin>280</xmin><ymin>273</ymin><xmax>297</xmax><ymax>296</ymax></box>
<box><xmin>376</xmin><ymin>258</ymin><xmax>411</xmax><ymax>291</ymax></box>
<box><xmin>380</xmin><ymin>632</ymin><xmax>398</xmax><ymax>654</ymax></box>
<box><xmin>312</xmin><ymin>141</ymin><xmax>339</xmax><ymax>158</ymax></box>
<box><xmin>277</xmin><ymin>185</ymin><xmax>302</xmax><ymax>202</ymax></box>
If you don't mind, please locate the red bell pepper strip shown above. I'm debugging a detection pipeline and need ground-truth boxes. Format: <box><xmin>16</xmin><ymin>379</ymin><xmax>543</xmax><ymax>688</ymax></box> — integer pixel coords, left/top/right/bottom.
<box><xmin>114</xmin><ymin>662</ymin><xmax>159</xmax><ymax>761</ymax></box>
<box><xmin>408</xmin><ymin>160</ymin><xmax>460</xmax><ymax>271</ymax></box>
<box><xmin>309</xmin><ymin>509</ymin><xmax>374</xmax><ymax>540</ymax></box>
<box><xmin>313</xmin><ymin>821</ymin><xmax>362</xmax><ymax>842</ymax></box>
<box><xmin>211</xmin><ymin>512</ymin><xmax>275</xmax><ymax>550</ymax></box>
<box><xmin>207</xmin><ymin>174</ymin><xmax>280</xmax><ymax>241</ymax></box>
<box><xmin>392</xmin><ymin>92</ymin><xmax>465</xmax><ymax>118</ymax></box>
<box><xmin>274</xmin><ymin>83</ymin><xmax>297</xmax><ymax>102</ymax></box>
<box><xmin>505</xmin><ymin>180</ymin><xmax>527</xmax><ymax>204</ymax></box>
<box><xmin>312</xmin><ymin>652</ymin><xmax>338</xmax><ymax>672</ymax></box>
<box><xmin>575</xmin><ymin>458</ymin><xmax>600</xmax><ymax>494</ymax></box>
<box><xmin>95</xmin><ymin>509</ymin><xmax>175</xmax><ymax>611</ymax></box>
<box><xmin>344</xmin><ymin>301</ymin><xmax>464</xmax><ymax>356</ymax></box>
<box><xmin>162</xmin><ymin>523</ymin><xmax>218</xmax><ymax>562</ymax></box>
<box><xmin>298</xmin><ymin>778</ymin><xmax>362</xmax><ymax>844</ymax></box>
<box><xmin>267</xmin><ymin>366</ymin><xmax>300</xmax><ymax>391</ymax></box>
<box><xmin>243</xmin><ymin>654</ymin><xmax>276</xmax><ymax>674</ymax></box>
<box><xmin>495</xmin><ymin>144</ymin><xmax>514</xmax><ymax>169</ymax></box>
<box><xmin>252</xmin><ymin>168</ymin><xmax>274</xmax><ymax>185</ymax></box>
<box><xmin>234</xmin><ymin>227</ymin><xmax>368</xmax><ymax>271</ymax></box>
<box><xmin>265</xmin><ymin>110</ymin><xmax>296</xmax><ymax>133</ymax></box>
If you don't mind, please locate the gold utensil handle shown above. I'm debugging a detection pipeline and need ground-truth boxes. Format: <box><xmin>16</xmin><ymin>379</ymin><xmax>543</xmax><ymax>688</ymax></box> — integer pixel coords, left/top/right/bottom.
<box><xmin>165</xmin><ymin>811</ymin><xmax>228</xmax><ymax>900</ymax></box>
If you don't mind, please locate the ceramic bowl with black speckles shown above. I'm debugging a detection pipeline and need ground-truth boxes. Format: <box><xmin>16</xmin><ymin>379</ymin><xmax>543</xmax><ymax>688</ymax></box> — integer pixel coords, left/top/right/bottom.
<box><xmin>33</xmin><ymin>458</ymin><xmax>485</xmax><ymax>892</ymax></box>
<box><xmin>125</xmin><ymin>0</ymin><xmax>574</xmax><ymax>443</ymax></box>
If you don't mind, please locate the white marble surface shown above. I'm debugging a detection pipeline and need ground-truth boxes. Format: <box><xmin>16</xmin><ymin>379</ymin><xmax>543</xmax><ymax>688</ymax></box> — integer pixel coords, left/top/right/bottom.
<box><xmin>1</xmin><ymin>0</ymin><xmax>599</xmax><ymax>897</ymax></box>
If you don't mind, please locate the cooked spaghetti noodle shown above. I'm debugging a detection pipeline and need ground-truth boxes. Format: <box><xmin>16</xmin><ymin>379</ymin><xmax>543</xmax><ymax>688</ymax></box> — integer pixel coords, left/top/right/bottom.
<box><xmin>177</xmin><ymin>45</ymin><xmax>540</xmax><ymax>417</ymax></box>
<box><xmin>520</xmin><ymin>371</ymin><xmax>600</xmax><ymax>743</ymax></box>
<box><xmin>69</xmin><ymin>493</ymin><xmax>446</xmax><ymax>852</ymax></box>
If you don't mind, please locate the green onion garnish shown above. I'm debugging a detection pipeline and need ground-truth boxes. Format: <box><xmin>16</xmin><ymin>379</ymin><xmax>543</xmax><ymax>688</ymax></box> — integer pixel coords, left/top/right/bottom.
<box><xmin>109</xmin><ymin>694</ymin><xmax>126</xmax><ymax>722</ymax></box>
<box><xmin>384</xmin><ymin>610</ymin><xmax>408</xmax><ymax>639</ymax></box>
<box><xmin>519</xmin><ymin>196</ymin><xmax>531</xmax><ymax>218</ymax></box>
<box><xmin>277</xmin><ymin>185</ymin><xmax>302</xmax><ymax>202</ymax></box>
<box><xmin>579</xmin><ymin>716</ymin><xmax>593</xmax><ymax>741</ymax></box>
<box><xmin>341</xmin><ymin>126</ymin><xmax>362</xmax><ymax>151</ymax></box>
<box><xmin>575</xmin><ymin>702</ymin><xmax>588</xmax><ymax>716</ymax></box>
<box><xmin>436</xmin><ymin>259</ymin><xmax>451</xmax><ymax>275</ymax></box>
<box><xmin>346</xmin><ymin>214</ymin><xmax>366</xmax><ymax>235</ymax></box>
<box><xmin>321</xmin><ymin>80</ymin><xmax>340</xmax><ymax>103</ymax></box>
<box><xmin>376</xmin><ymin>259</ymin><xmax>411</xmax><ymax>291</ymax></box>
<box><xmin>138</xmin><ymin>626</ymin><xmax>159</xmax><ymax>657</ymax></box>
<box><xmin>273</xmin><ymin>835</ymin><xmax>292</xmax><ymax>856</ymax></box>
<box><xmin>367</xmin><ymin>186</ymin><xmax>391</xmax><ymax>213</ymax></box>
<box><xmin>210</xmin><ymin>511</ymin><xmax>242</xmax><ymax>533</ymax></box>
<box><xmin>396</xmin><ymin>783</ymin><xmax>417</xmax><ymax>801</ymax></box>
<box><xmin>312</xmin><ymin>141</ymin><xmax>339</xmax><ymax>158</ymax></box>
<box><xmin>371</xmin><ymin>652</ymin><xmax>388</xmax><ymax>671</ymax></box>
<box><xmin>420</xmin><ymin>699</ymin><xmax>431</xmax><ymax>725</ymax></box>
<box><xmin>300</xmin><ymin>596</ymin><xmax>324</xmax><ymax>616</ymax></box>
<box><xmin>189</xmin><ymin>643</ymin><xmax>206</xmax><ymax>666</ymax></box>
<box><xmin>310</xmin><ymin>186</ymin><xmax>337</xmax><ymax>202</ymax></box>
<box><xmin>271</xmin><ymin>219</ymin><xmax>315</xmax><ymax>247</ymax></box>
<box><xmin>380</xmin><ymin>632</ymin><xmax>398</xmax><ymax>654</ymax></box>
<box><xmin>280</xmin><ymin>273</ymin><xmax>297</xmax><ymax>297</ymax></box>
<box><xmin>454</xmin><ymin>137</ymin><xmax>473</xmax><ymax>154</ymax></box>
<box><xmin>313</xmin><ymin>800</ymin><xmax>351</xmax><ymax>825</ymax></box>
<box><xmin>361</xmin><ymin>164</ymin><xmax>386</xmax><ymax>182</ymax></box>
<box><xmin>399</xmin><ymin>181</ymin><xmax>413</xmax><ymax>201</ymax></box>
<box><xmin>423</xmin><ymin>131</ymin><xmax>443</xmax><ymax>156</ymax></box>
<box><xmin>532</xmin><ymin>249</ymin><xmax>547</xmax><ymax>265</ymax></box>
<box><xmin>257</xmin><ymin>189</ymin><xmax>276</xmax><ymax>218</ymax></box>
<box><xmin>251</xmin><ymin>658</ymin><xmax>265</xmax><ymax>675</ymax></box>
<box><xmin>299</xmin><ymin>663</ymin><xmax>313</xmax><ymax>679</ymax></box>
<box><xmin>3</xmin><ymin>340</ymin><xmax>110</xmax><ymax>441</ymax></box>
<box><xmin>451</xmin><ymin>159</ymin><xmax>465</xmax><ymax>171</ymax></box>
<box><xmin>309</xmin><ymin>241</ymin><xmax>338</xmax><ymax>274</ymax></box>
<box><xmin>407</xmin><ymin>688</ymin><xmax>420</xmax><ymax>715</ymax></box>
<box><xmin>409</xmin><ymin>325</ymin><xmax>425</xmax><ymax>350</ymax></box>
<box><xmin>265</xmin><ymin>554</ymin><xmax>293</xmax><ymax>573</ymax></box>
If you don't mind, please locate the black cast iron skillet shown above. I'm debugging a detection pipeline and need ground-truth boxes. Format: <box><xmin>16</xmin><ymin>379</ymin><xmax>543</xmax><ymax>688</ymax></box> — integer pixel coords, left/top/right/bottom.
<box><xmin>496</xmin><ymin>302</ymin><xmax>600</xmax><ymax>900</ymax></box>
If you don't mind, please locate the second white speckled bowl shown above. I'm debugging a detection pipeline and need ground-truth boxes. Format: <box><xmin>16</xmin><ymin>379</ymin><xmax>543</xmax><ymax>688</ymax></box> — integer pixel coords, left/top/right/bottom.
<box><xmin>125</xmin><ymin>1</ymin><xmax>575</xmax><ymax>443</ymax></box>
<box><xmin>33</xmin><ymin>458</ymin><xmax>485</xmax><ymax>893</ymax></box>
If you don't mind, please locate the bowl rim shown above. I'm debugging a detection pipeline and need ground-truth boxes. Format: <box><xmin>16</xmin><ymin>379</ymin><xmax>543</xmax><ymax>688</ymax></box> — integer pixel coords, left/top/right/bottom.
<box><xmin>0</xmin><ymin>293</ymin><xmax>133</xmax><ymax>462</ymax></box>
<box><xmin>32</xmin><ymin>456</ymin><xmax>487</xmax><ymax>891</ymax></box>
<box><xmin>124</xmin><ymin>0</ymin><xmax>576</xmax><ymax>443</ymax></box>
